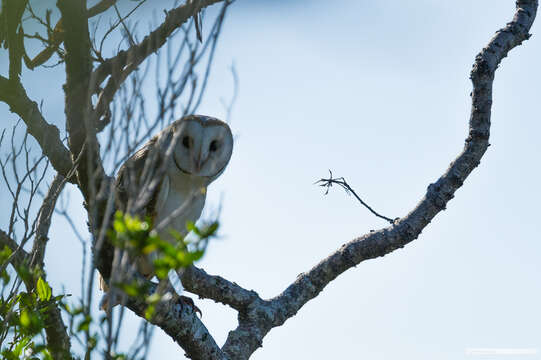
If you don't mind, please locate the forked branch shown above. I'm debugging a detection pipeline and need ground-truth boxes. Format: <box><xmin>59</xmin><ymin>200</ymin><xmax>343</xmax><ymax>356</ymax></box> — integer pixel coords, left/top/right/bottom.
<box><xmin>2</xmin><ymin>0</ymin><xmax>535</xmax><ymax>359</ymax></box>
<box><xmin>135</xmin><ymin>1</ymin><xmax>536</xmax><ymax>359</ymax></box>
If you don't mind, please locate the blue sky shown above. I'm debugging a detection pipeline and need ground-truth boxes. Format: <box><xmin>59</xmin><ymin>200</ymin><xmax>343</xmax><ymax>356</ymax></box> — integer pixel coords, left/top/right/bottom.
<box><xmin>1</xmin><ymin>1</ymin><xmax>541</xmax><ymax>359</ymax></box>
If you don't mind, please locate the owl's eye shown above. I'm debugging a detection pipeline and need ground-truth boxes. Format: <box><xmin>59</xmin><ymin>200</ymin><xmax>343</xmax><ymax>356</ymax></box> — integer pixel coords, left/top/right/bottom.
<box><xmin>209</xmin><ymin>140</ymin><xmax>219</xmax><ymax>152</ymax></box>
<box><xmin>182</xmin><ymin>136</ymin><xmax>192</xmax><ymax>149</ymax></box>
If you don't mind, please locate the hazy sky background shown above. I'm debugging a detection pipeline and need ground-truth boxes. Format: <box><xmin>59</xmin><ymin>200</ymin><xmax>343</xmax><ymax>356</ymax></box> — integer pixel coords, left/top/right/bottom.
<box><xmin>1</xmin><ymin>1</ymin><xmax>541</xmax><ymax>359</ymax></box>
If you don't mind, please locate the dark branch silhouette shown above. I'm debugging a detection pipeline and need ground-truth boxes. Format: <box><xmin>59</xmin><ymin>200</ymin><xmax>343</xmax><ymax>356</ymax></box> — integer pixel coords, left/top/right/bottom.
<box><xmin>316</xmin><ymin>170</ymin><xmax>396</xmax><ymax>224</ymax></box>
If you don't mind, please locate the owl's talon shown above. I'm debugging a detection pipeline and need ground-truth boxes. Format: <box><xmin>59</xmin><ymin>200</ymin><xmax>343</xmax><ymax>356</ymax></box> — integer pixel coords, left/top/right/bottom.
<box><xmin>179</xmin><ymin>295</ymin><xmax>202</xmax><ymax>318</ymax></box>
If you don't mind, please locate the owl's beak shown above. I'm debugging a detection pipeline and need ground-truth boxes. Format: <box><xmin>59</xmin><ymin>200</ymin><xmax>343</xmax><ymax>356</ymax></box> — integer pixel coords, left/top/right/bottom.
<box><xmin>194</xmin><ymin>154</ymin><xmax>203</xmax><ymax>173</ymax></box>
<box><xmin>194</xmin><ymin>150</ymin><xmax>208</xmax><ymax>173</ymax></box>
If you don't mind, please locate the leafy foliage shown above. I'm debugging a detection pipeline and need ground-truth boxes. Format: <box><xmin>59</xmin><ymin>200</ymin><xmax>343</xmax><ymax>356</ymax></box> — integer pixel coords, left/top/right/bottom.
<box><xmin>109</xmin><ymin>212</ymin><xmax>218</xmax><ymax>320</ymax></box>
<box><xmin>0</xmin><ymin>271</ymin><xmax>61</xmax><ymax>360</ymax></box>
<box><xmin>109</xmin><ymin>211</ymin><xmax>215</xmax><ymax>280</ymax></box>
<box><xmin>0</xmin><ymin>213</ymin><xmax>218</xmax><ymax>358</ymax></box>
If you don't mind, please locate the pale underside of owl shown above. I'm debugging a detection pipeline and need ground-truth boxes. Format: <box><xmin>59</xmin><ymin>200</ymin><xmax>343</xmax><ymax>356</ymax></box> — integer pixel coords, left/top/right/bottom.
<box><xmin>98</xmin><ymin>115</ymin><xmax>233</xmax><ymax>304</ymax></box>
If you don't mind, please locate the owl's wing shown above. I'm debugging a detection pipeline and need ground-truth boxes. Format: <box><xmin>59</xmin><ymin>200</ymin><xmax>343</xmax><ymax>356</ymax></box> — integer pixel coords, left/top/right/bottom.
<box><xmin>155</xmin><ymin>175</ymin><xmax>169</xmax><ymax>215</ymax></box>
<box><xmin>115</xmin><ymin>136</ymin><xmax>164</xmax><ymax>219</ymax></box>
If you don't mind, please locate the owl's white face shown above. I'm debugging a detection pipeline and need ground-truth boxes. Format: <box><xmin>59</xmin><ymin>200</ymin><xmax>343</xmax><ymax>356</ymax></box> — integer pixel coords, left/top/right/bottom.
<box><xmin>169</xmin><ymin>115</ymin><xmax>233</xmax><ymax>181</ymax></box>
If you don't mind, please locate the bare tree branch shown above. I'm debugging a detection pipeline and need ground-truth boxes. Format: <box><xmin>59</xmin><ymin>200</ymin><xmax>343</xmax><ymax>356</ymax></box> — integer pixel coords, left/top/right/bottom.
<box><xmin>29</xmin><ymin>174</ymin><xmax>66</xmax><ymax>271</ymax></box>
<box><xmin>2</xmin><ymin>1</ymin><xmax>233</xmax><ymax>358</ymax></box>
<box><xmin>31</xmin><ymin>174</ymin><xmax>72</xmax><ymax>360</ymax></box>
<box><xmin>58</xmin><ymin>0</ymin><xmax>103</xmax><ymax>196</ymax></box>
<box><xmin>316</xmin><ymin>170</ymin><xmax>396</xmax><ymax>224</ymax></box>
<box><xmin>181</xmin><ymin>266</ymin><xmax>260</xmax><ymax>312</ymax></box>
<box><xmin>23</xmin><ymin>0</ymin><xmax>118</xmax><ymax>70</ymax></box>
<box><xmin>83</xmin><ymin>2</ymin><xmax>538</xmax><ymax>358</ymax></box>
<box><xmin>5</xmin><ymin>1</ymin><xmax>533</xmax><ymax>359</ymax></box>
<box><xmin>0</xmin><ymin>76</ymin><xmax>73</xmax><ymax>179</ymax></box>
<box><xmin>214</xmin><ymin>1</ymin><xmax>537</xmax><ymax>358</ymax></box>
<box><xmin>124</xmin><ymin>278</ymin><xmax>227</xmax><ymax>360</ymax></box>
<box><xmin>91</xmin><ymin>0</ymin><xmax>229</xmax><ymax>123</ymax></box>
<box><xmin>2</xmin><ymin>0</ymin><xmax>28</xmax><ymax>79</ymax></box>
<box><xmin>42</xmin><ymin>305</ymin><xmax>73</xmax><ymax>360</ymax></box>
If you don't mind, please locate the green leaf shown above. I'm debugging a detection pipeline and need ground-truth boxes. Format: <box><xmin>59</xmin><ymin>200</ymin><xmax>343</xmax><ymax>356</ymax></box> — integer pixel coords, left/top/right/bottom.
<box><xmin>188</xmin><ymin>250</ymin><xmax>205</xmax><ymax>263</ymax></box>
<box><xmin>142</xmin><ymin>243</ymin><xmax>158</xmax><ymax>255</ymax></box>
<box><xmin>168</xmin><ymin>229</ymin><xmax>184</xmax><ymax>242</ymax></box>
<box><xmin>41</xmin><ymin>348</ymin><xmax>53</xmax><ymax>360</ymax></box>
<box><xmin>186</xmin><ymin>221</ymin><xmax>200</xmax><ymax>236</ymax></box>
<box><xmin>77</xmin><ymin>315</ymin><xmax>92</xmax><ymax>332</ymax></box>
<box><xmin>144</xmin><ymin>304</ymin><xmax>155</xmax><ymax>320</ymax></box>
<box><xmin>116</xmin><ymin>282</ymin><xmax>140</xmax><ymax>297</ymax></box>
<box><xmin>154</xmin><ymin>268</ymin><xmax>168</xmax><ymax>280</ymax></box>
<box><xmin>36</xmin><ymin>277</ymin><xmax>51</xmax><ymax>301</ymax></box>
<box><xmin>13</xmin><ymin>337</ymin><xmax>29</xmax><ymax>356</ymax></box>
<box><xmin>71</xmin><ymin>306</ymin><xmax>84</xmax><ymax>316</ymax></box>
<box><xmin>113</xmin><ymin>212</ymin><xmax>127</xmax><ymax>234</ymax></box>
<box><xmin>1</xmin><ymin>269</ymin><xmax>10</xmax><ymax>284</ymax></box>
<box><xmin>0</xmin><ymin>245</ymin><xmax>12</xmax><ymax>264</ymax></box>
<box><xmin>88</xmin><ymin>333</ymin><xmax>98</xmax><ymax>350</ymax></box>
<box><xmin>20</xmin><ymin>309</ymin><xmax>31</xmax><ymax>327</ymax></box>
<box><xmin>200</xmin><ymin>222</ymin><xmax>219</xmax><ymax>238</ymax></box>
<box><xmin>160</xmin><ymin>242</ymin><xmax>178</xmax><ymax>258</ymax></box>
<box><xmin>146</xmin><ymin>293</ymin><xmax>161</xmax><ymax>305</ymax></box>
<box><xmin>52</xmin><ymin>295</ymin><xmax>65</xmax><ymax>302</ymax></box>
<box><xmin>16</xmin><ymin>264</ymin><xmax>32</xmax><ymax>284</ymax></box>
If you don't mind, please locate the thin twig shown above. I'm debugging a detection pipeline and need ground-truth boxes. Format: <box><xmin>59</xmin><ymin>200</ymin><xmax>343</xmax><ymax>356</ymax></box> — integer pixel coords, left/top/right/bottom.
<box><xmin>316</xmin><ymin>170</ymin><xmax>396</xmax><ymax>224</ymax></box>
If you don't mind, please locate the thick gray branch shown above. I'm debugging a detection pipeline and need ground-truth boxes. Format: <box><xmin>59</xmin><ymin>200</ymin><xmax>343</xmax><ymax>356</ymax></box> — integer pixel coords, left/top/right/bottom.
<box><xmin>84</xmin><ymin>1</ymin><xmax>536</xmax><ymax>359</ymax></box>
<box><xmin>0</xmin><ymin>76</ymin><xmax>73</xmax><ymax>179</ymax></box>
<box><xmin>125</xmin><ymin>279</ymin><xmax>227</xmax><ymax>360</ymax></box>
<box><xmin>216</xmin><ymin>1</ymin><xmax>539</xmax><ymax>358</ymax></box>
<box><xmin>181</xmin><ymin>266</ymin><xmax>261</xmax><ymax>311</ymax></box>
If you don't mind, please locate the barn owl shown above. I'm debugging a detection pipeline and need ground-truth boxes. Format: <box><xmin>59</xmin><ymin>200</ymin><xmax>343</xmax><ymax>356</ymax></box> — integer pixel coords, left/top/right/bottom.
<box><xmin>99</xmin><ymin>115</ymin><xmax>233</xmax><ymax>308</ymax></box>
